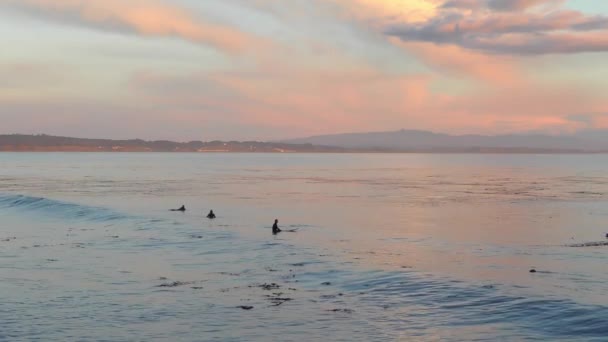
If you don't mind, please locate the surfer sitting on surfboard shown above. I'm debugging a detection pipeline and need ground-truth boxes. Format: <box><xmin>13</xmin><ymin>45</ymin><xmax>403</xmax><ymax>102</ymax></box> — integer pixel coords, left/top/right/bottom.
<box><xmin>272</xmin><ymin>219</ymin><xmax>281</xmax><ymax>234</ymax></box>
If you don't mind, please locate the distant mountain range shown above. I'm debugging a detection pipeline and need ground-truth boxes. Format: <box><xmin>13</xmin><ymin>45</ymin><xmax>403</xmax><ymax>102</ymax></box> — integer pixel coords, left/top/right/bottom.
<box><xmin>282</xmin><ymin>129</ymin><xmax>608</xmax><ymax>153</ymax></box>
<box><xmin>2</xmin><ymin>131</ymin><xmax>608</xmax><ymax>153</ymax></box>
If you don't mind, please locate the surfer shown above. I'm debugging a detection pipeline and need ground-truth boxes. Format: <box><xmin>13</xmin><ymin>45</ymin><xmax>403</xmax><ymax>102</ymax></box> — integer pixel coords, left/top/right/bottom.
<box><xmin>170</xmin><ymin>205</ymin><xmax>186</xmax><ymax>212</ymax></box>
<box><xmin>207</xmin><ymin>210</ymin><xmax>216</xmax><ymax>219</ymax></box>
<box><xmin>272</xmin><ymin>219</ymin><xmax>281</xmax><ymax>235</ymax></box>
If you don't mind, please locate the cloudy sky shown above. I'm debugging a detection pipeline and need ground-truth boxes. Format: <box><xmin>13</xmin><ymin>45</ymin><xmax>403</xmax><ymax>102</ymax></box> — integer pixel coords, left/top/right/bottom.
<box><xmin>1</xmin><ymin>0</ymin><xmax>607</xmax><ymax>140</ymax></box>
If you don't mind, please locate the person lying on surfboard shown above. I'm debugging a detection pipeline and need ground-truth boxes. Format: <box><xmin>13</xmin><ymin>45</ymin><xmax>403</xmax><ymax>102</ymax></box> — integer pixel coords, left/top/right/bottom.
<box><xmin>170</xmin><ymin>205</ymin><xmax>186</xmax><ymax>212</ymax></box>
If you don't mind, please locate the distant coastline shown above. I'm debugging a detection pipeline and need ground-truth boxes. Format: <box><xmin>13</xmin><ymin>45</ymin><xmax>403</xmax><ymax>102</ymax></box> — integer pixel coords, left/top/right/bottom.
<box><xmin>0</xmin><ymin>134</ymin><xmax>605</xmax><ymax>153</ymax></box>
<box><xmin>0</xmin><ymin>134</ymin><xmax>345</xmax><ymax>153</ymax></box>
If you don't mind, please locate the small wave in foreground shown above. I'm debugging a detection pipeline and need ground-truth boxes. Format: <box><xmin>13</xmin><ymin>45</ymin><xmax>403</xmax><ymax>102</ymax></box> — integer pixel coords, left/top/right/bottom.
<box><xmin>0</xmin><ymin>193</ymin><xmax>129</xmax><ymax>223</ymax></box>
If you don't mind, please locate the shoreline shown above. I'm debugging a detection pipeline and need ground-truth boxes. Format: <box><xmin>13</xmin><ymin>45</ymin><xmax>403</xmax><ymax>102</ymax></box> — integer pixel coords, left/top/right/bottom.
<box><xmin>1</xmin><ymin>149</ymin><xmax>605</xmax><ymax>154</ymax></box>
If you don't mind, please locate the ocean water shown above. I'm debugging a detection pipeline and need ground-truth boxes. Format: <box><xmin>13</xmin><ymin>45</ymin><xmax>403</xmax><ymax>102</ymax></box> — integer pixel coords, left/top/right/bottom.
<box><xmin>1</xmin><ymin>152</ymin><xmax>607</xmax><ymax>341</ymax></box>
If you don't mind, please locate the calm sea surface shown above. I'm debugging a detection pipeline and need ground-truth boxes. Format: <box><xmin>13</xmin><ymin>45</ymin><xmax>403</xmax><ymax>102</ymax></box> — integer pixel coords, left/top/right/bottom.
<box><xmin>1</xmin><ymin>153</ymin><xmax>607</xmax><ymax>341</ymax></box>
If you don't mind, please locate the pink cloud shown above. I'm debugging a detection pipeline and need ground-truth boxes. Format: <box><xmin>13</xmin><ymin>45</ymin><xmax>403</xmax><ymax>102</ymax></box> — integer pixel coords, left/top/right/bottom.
<box><xmin>392</xmin><ymin>39</ymin><xmax>522</xmax><ymax>85</ymax></box>
<box><xmin>126</xmin><ymin>66</ymin><xmax>436</xmax><ymax>136</ymax></box>
<box><xmin>3</xmin><ymin>0</ymin><xmax>261</xmax><ymax>53</ymax></box>
<box><xmin>124</xmin><ymin>59</ymin><xmax>607</xmax><ymax>138</ymax></box>
<box><xmin>3</xmin><ymin>56</ymin><xmax>605</xmax><ymax>139</ymax></box>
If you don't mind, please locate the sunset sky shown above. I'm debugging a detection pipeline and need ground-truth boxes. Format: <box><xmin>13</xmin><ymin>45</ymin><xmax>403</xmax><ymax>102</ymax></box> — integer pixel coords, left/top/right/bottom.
<box><xmin>1</xmin><ymin>0</ymin><xmax>607</xmax><ymax>141</ymax></box>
